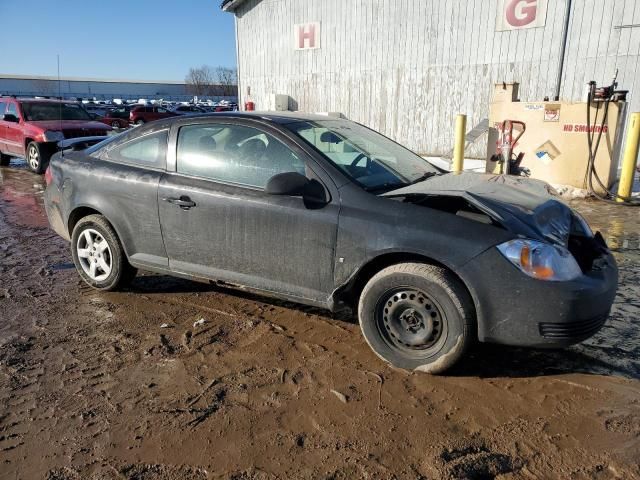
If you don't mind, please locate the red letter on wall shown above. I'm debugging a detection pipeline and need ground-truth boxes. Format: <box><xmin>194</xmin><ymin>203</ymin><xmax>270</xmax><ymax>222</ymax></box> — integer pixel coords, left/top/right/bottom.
<box><xmin>298</xmin><ymin>24</ymin><xmax>316</xmax><ymax>49</ymax></box>
<box><xmin>506</xmin><ymin>0</ymin><xmax>537</xmax><ymax>27</ymax></box>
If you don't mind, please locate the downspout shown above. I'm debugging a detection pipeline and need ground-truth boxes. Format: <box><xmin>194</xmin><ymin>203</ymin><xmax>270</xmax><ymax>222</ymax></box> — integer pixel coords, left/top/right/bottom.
<box><xmin>234</xmin><ymin>14</ymin><xmax>242</xmax><ymax>108</ymax></box>
<box><xmin>554</xmin><ymin>0</ymin><xmax>572</xmax><ymax>101</ymax></box>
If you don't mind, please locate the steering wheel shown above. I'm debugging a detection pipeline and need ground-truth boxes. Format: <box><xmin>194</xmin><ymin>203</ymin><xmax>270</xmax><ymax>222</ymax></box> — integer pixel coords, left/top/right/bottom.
<box><xmin>350</xmin><ymin>153</ymin><xmax>370</xmax><ymax>168</ymax></box>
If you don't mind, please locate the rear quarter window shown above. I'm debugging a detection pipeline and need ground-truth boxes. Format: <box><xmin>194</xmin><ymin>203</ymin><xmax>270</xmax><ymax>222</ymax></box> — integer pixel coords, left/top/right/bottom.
<box><xmin>107</xmin><ymin>130</ymin><xmax>168</xmax><ymax>169</ymax></box>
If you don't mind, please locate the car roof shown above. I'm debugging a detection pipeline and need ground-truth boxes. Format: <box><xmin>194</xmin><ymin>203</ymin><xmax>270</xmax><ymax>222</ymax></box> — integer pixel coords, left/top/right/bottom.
<box><xmin>126</xmin><ymin>112</ymin><xmax>350</xmax><ymax>137</ymax></box>
<box><xmin>160</xmin><ymin>111</ymin><xmax>344</xmax><ymax>125</ymax></box>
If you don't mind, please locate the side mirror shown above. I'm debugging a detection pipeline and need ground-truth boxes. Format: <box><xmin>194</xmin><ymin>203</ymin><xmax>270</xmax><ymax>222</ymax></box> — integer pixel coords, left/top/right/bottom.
<box><xmin>266</xmin><ymin>171</ymin><xmax>329</xmax><ymax>209</ymax></box>
<box><xmin>3</xmin><ymin>113</ymin><xmax>19</xmax><ymax>123</ymax></box>
<box><xmin>320</xmin><ymin>131</ymin><xmax>342</xmax><ymax>144</ymax></box>
<box><xmin>266</xmin><ymin>172</ymin><xmax>310</xmax><ymax>196</ymax></box>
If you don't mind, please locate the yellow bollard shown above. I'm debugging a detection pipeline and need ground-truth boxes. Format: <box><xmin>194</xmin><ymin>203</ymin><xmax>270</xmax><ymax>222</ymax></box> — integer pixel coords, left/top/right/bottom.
<box><xmin>617</xmin><ymin>112</ymin><xmax>640</xmax><ymax>202</ymax></box>
<box><xmin>452</xmin><ymin>114</ymin><xmax>467</xmax><ymax>173</ymax></box>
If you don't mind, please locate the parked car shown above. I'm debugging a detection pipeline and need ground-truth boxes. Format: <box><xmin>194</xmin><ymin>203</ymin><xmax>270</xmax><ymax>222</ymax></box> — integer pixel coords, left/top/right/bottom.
<box><xmin>99</xmin><ymin>106</ymin><xmax>132</xmax><ymax>129</ymax></box>
<box><xmin>0</xmin><ymin>97</ymin><xmax>112</xmax><ymax>173</ymax></box>
<box><xmin>129</xmin><ymin>105</ymin><xmax>178</xmax><ymax>125</ymax></box>
<box><xmin>83</xmin><ymin>103</ymin><xmax>109</xmax><ymax>117</ymax></box>
<box><xmin>43</xmin><ymin>112</ymin><xmax>618</xmax><ymax>373</ymax></box>
<box><xmin>170</xmin><ymin>105</ymin><xmax>207</xmax><ymax>115</ymax></box>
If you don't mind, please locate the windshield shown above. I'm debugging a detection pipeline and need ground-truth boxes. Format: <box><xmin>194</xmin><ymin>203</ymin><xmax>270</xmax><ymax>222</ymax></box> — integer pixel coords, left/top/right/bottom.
<box><xmin>286</xmin><ymin>119</ymin><xmax>441</xmax><ymax>193</ymax></box>
<box><xmin>22</xmin><ymin>102</ymin><xmax>92</xmax><ymax>121</ymax></box>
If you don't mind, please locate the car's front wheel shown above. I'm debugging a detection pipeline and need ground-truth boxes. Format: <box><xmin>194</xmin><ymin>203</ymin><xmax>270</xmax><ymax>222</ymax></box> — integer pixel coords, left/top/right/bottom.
<box><xmin>26</xmin><ymin>142</ymin><xmax>50</xmax><ymax>174</ymax></box>
<box><xmin>135</xmin><ymin>119</ymin><xmax>145</xmax><ymax>125</ymax></box>
<box><xmin>358</xmin><ymin>263</ymin><xmax>474</xmax><ymax>374</ymax></box>
<box><xmin>71</xmin><ymin>214</ymin><xmax>137</xmax><ymax>290</ymax></box>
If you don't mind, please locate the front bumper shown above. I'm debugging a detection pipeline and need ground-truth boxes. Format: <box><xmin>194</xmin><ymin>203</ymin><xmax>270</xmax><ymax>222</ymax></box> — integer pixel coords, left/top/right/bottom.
<box><xmin>459</xmin><ymin>244</ymin><xmax>618</xmax><ymax>348</ymax></box>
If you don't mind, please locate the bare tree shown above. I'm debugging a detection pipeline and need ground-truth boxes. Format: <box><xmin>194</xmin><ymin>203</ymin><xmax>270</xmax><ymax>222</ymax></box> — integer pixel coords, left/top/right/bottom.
<box><xmin>215</xmin><ymin>67</ymin><xmax>238</xmax><ymax>96</ymax></box>
<box><xmin>185</xmin><ymin>65</ymin><xmax>215</xmax><ymax>96</ymax></box>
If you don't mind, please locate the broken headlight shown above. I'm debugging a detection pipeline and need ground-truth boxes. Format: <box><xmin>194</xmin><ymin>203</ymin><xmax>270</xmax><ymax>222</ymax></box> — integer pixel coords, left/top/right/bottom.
<box><xmin>571</xmin><ymin>211</ymin><xmax>594</xmax><ymax>237</ymax></box>
<box><xmin>497</xmin><ymin>239</ymin><xmax>582</xmax><ymax>281</ymax></box>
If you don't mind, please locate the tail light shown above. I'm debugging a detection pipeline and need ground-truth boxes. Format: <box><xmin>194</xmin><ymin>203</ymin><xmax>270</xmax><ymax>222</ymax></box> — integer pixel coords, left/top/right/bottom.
<box><xmin>44</xmin><ymin>166</ymin><xmax>53</xmax><ymax>186</ymax></box>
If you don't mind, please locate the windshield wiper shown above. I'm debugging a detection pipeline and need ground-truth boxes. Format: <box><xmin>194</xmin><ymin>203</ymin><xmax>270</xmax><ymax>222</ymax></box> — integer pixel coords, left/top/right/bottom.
<box><xmin>364</xmin><ymin>182</ymin><xmax>408</xmax><ymax>194</ymax></box>
<box><xmin>364</xmin><ymin>172</ymin><xmax>439</xmax><ymax>194</ymax></box>
<box><xmin>408</xmin><ymin>171</ymin><xmax>439</xmax><ymax>185</ymax></box>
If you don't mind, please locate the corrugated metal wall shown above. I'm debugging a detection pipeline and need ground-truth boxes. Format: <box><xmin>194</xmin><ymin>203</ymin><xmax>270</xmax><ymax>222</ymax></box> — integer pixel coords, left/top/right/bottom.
<box><xmin>233</xmin><ymin>0</ymin><xmax>640</xmax><ymax>157</ymax></box>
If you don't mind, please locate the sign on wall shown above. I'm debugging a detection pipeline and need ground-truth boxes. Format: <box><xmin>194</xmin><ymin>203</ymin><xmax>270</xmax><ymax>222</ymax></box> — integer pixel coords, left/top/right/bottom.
<box><xmin>294</xmin><ymin>22</ymin><xmax>320</xmax><ymax>50</ymax></box>
<box><xmin>496</xmin><ymin>0</ymin><xmax>548</xmax><ymax>31</ymax></box>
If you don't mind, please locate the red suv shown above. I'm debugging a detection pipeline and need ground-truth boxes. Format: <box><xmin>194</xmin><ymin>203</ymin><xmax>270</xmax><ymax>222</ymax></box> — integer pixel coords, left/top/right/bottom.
<box><xmin>0</xmin><ymin>97</ymin><xmax>112</xmax><ymax>173</ymax></box>
<box><xmin>129</xmin><ymin>105</ymin><xmax>178</xmax><ymax>125</ymax></box>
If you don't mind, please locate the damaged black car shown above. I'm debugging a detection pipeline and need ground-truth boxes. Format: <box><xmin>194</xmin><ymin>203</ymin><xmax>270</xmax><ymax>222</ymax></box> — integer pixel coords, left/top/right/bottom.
<box><xmin>44</xmin><ymin>113</ymin><xmax>618</xmax><ymax>373</ymax></box>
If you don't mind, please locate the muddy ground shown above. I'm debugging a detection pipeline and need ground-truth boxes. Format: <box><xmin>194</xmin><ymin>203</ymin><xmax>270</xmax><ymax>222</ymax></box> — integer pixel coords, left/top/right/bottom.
<box><xmin>0</xmin><ymin>159</ymin><xmax>639</xmax><ymax>480</ymax></box>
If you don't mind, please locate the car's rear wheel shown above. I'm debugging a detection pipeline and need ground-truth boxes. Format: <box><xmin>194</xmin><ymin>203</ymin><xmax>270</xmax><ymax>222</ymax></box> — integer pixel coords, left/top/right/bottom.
<box><xmin>71</xmin><ymin>214</ymin><xmax>137</xmax><ymax>290</ymax></box>
<box><xmin>358</xmin><ymin>263</ymin><xmax>474</xmax><ymax>374</ymax></box>
<box><xmin>26</xmin><ymin>142</ymin><xmax>50</xmax><ymax>174</ymax></box>
<box><xmin>111</xmin><ymin>120</ymin><xmax>120</xmax><ymax>128</ymax></box>
<box><xmin>0</xmin><ymin>152</ymin><xmax>10</xmax><ymax>166</ymax></box>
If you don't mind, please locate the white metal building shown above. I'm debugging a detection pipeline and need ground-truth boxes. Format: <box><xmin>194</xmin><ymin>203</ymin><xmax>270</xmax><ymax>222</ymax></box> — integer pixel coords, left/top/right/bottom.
<box><xmin>222</xmin><ymin>0</ymin><xmax>640</xmax><ymax>157</ymax></box>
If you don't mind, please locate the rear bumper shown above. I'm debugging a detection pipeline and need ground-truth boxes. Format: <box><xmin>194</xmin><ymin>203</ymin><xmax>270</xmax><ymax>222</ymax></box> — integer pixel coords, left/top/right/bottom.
<box><xmin>459</xmin><ymin>245</ymin><xmax>618</xmax><ymax>348</ymax></box>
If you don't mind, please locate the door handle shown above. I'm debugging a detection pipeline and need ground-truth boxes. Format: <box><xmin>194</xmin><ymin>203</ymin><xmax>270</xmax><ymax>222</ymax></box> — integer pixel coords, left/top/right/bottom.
<box><xmin>163</xmin><ymin>196</ymin><xmax>196</xmax><ymax>209</ymax></box>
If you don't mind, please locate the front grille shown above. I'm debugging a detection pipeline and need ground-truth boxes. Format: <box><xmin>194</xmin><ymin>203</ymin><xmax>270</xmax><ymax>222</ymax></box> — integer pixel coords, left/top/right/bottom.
<box><xmin>539</xmin><ymin>314</ymin><xmax>607</xmax><ymax>339</ymax></box>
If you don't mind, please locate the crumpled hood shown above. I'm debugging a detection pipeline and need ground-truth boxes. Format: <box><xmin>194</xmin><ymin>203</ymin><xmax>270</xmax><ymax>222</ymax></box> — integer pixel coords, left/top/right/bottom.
<box><xmin>383</xmin><ymin>172</ymin><xmax>574</xmax><ymax>246</ymax></box>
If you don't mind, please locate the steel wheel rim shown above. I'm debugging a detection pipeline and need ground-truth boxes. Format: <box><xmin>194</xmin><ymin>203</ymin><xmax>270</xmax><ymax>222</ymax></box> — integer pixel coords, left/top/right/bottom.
<box><xmin>375</xmin><ymin>288</ymin><xmax>447</xmax><ymax>354</ymax></box>
<box><xmin>111</xmin><ymin>121</ymin><xmax>120</xmax><ymax>128</ymax></box>
<box><xmin>76</xmin><ymin>228</ymin><xmax>113</xmax><ymax>282</ymax></box>
<box><xmin>28</xmin><ymin>145</ymin><xmax>39</xmax><ymax>170</ymax></box>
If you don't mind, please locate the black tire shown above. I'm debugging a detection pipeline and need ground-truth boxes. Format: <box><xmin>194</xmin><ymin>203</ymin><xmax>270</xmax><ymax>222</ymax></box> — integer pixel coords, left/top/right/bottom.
<box><xmin>0</xmin><ymin>152</ymin><xmax>10</xmax><ymax>166</ymax></box>
<box><xmin>26</xmin><ymin>142</ymin><xmax>51</xmax><ymax>174</ymax></box>
<box><xmin>111</xmin><ymin>120</ymin><xmax>120</xmax><ymax>128</ymax></box>
<box><xmin>135</xmin><ymin>119</ymin><xmax>145</xmax><ymax>125</ymax></box>
<box><xmin>70</xmin><ymin>214</ymin><xmax>137</xmax><ymax>290</ymax></box>
<box><xmin>358</xmin><ymin>263</ymin><xmax>474</xmax><ymax>374</ymax></box>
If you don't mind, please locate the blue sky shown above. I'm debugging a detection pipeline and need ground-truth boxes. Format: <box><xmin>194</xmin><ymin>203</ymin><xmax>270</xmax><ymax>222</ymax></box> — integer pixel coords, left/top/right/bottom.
<box><xmin>0</xmin><ymin>0</ymin><xmax>237</xmax><ymax>81</ymax></box>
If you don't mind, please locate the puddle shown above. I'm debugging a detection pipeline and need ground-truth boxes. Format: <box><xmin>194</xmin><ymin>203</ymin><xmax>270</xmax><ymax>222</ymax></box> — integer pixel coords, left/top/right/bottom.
<box><xmin>0</xmin><ymin>162</ymin><xmax>48</xmax><ymax>228</ymax></box>
<box><xmin>569</xmin><ymin>200</ymin><xmax>640</xmax><ymax>378</ymax></box>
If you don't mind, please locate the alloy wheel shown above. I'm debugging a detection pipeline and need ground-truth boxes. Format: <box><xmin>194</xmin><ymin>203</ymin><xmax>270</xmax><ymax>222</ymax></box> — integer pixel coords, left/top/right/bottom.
<box><xmin>76</xmin><ymin>228</ymin><xmax>113</xmax><ymax>281</ymax></box>
<box><xmin>28</xmin><ymin>145</ymin><xmax>39</xmax><ymax>171</ymax></box>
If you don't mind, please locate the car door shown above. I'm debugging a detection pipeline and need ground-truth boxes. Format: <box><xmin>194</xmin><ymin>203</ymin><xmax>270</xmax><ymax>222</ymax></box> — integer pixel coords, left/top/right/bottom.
<box><xmin>157</xmin><ymin>119</ymin><xmax>340</xmax><ymax>305</ymax></box>
<box><xmin>0</xmin><ymin>100</ymin><xmax>7</xmax><ymax>153</ymax></box>
<box><xmin>4</xmin><ymin>102</ymin><xmax>23</xmax><ymax>156</ymax></box>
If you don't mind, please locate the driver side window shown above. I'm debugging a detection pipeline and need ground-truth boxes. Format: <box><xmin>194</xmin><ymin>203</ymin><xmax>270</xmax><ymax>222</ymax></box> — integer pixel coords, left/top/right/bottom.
<box><xmin>7</xmin><ymin>103</ymin><xmax>19</xmax><ymax>118</ymax></box>
<box><xmin>176</xmin><ymin>123</ymin><xmax>306</xmax><ymax>188</ymax></box>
